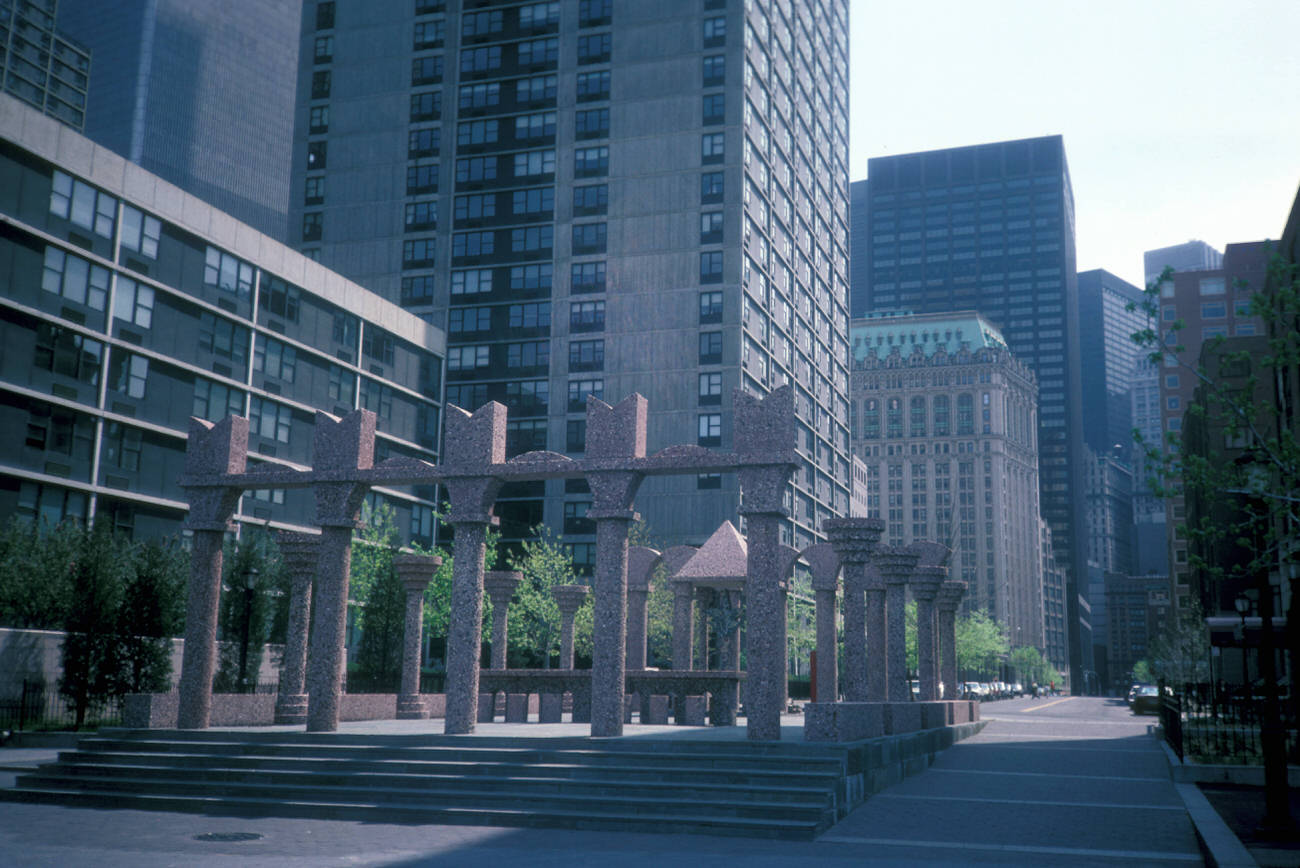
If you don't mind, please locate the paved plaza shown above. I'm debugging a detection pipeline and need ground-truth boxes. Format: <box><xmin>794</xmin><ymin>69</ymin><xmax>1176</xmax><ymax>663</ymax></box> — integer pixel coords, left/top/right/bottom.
<box><xmin>0</xmin><ymin>697</ymin><xmax>1215</xmax><ymax>867</ymax></box>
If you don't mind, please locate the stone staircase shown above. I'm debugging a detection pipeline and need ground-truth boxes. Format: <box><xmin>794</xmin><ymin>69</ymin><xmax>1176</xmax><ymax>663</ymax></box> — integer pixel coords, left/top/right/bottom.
<box><xmin>1</xmin><ymin>729</ymin><xmax>854</xmax><ymax>839</ymax></box>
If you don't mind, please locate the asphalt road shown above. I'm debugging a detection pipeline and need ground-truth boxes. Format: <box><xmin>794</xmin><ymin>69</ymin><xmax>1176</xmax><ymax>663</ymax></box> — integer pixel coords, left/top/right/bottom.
<box><xmin>0</xmin><ymin>696</ymin><xmax>1204</xmax><ymax>867</ymax></box>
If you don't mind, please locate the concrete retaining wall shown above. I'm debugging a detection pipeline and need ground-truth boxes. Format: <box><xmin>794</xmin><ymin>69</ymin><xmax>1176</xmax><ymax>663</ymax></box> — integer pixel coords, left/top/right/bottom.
<box><xmin>124</xmin><ymin>692</ymin><xmax>448</xmax><ymax>728</ymax></box>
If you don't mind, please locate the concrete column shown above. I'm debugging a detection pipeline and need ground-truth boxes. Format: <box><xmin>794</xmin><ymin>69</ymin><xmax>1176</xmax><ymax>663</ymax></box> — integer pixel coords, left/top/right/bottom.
<box><xmin>937</xmin><ymin>579</ymin><xmax>968</xmax><ymax>698</ymax></box>
<box><xmin>305</xmin><ymin>523</ymin><xmax>356</xmax><ymax>732</ymax></box>
<box><xmin>177</xmin><ymin>528</ymin><xmax>227</xmax><ymax>729</ymax></box>
<box><xmin>864</xmin><ymin>567</ymin><xmax>887</xmax><ymax>702</ymax></box>
<box><xmin>875</xmin><ymin>545</ymin><xmax>920</xmax><ymax>703</ymax></box>
<box><xmin>824</xmin><ymin>518</ymin><xmax>886</xmax><ymax>703</ymax></box>
<box><xmin>716</xmin><ymin>589</ymin><xmax>742</xmax><ymax>717</ymax></box>
<box><xmin>625</xmin><ymin>585</ymin><xmax>650</xmax><ymax>671</ymax></box>
<box><xmin>910</xmin><ymin>565</ymin><xmax>946</xmax><ymax>702</ymax></box>
<box><xmin>274</xmin><ymin>532</ymin><xmax>317</xmax><ymax>725</ymax></box>
<box><xmin>443</xmin><ymin>518</ymin><xmax>491</xmax><ymax>735</ymax></box>
<box><xmin>394</xmin><ymin>552</ymin><xmax>442</xmax><ymax>719</ymax></box>
<box><xmin>484</xmin><ymin>571</ymin><xmax>522</xmax><ymax>669</ymax></box>
<box><xmin>740</xmin><ymin>509</ymin><xmax>787</xmax><ymax>741</ymax></box>
<box><xmin>671</xmin><ymin>579</ymin><xmax>695</xmax><ymax>670</ymax></box>
<box><xmin>176</xmin><ymin>415</ymin><xmax>247</xmax><ymax>730</ymax></box>
<box><xmin>588</xmin><ymin>507</ymin><xmax>633</xmax><ymax>737</ymax></box>
<box><xmin>812</xmin><ymin>581</ymin><xmax>838</xmax><ymax>703</ymax></box>
<box><xmin>553</xmin><ymin>584</ymin><xmax>590</xmax><ymax>669</ymax></box>
<box><xmin>695</xmin><ymin>587</ymin><xmax>714</xmax><ymax>670</ymax></box>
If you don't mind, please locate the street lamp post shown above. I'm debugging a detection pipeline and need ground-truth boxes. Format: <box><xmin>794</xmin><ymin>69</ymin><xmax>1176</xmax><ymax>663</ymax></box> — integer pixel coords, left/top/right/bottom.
<box><xmin>238</xmin><ymin>566</ymin><xmax>259</xmax><ymax>693</ymax></box>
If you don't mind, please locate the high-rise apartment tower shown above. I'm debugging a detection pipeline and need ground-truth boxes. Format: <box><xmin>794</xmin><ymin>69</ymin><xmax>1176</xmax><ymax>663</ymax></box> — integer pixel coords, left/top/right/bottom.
<box><xmin>290</xmin><ymin>0</ymin><xmax>853</xmax><ymax>558</ymax></box>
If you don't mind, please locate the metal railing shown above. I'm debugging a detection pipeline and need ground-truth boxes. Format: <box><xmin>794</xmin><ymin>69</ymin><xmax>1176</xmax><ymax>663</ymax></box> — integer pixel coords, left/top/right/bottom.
<box><xmin>0</xmin><ymin>680</ymin><xmax>123</xmax><ymax>732</ymax></box>
<box><xmin>1161</xmin><ymin>682</ymin><xmax>1299</xmax><ymax>765</ymax></box>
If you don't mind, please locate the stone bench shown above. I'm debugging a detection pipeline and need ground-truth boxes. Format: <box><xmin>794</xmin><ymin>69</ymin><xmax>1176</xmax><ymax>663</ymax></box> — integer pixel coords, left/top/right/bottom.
<box><xmin>476</xmin><ymin>669</ymin><xmax>744</xmax><ymax>726</ymax></box>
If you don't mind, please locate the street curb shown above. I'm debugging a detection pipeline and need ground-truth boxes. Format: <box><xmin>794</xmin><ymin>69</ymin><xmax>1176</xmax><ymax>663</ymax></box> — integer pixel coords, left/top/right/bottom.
<box><xmin>1174</xmin><ymin>782</ymin><xmax>1257</xmax><ymax>868</ymax></box>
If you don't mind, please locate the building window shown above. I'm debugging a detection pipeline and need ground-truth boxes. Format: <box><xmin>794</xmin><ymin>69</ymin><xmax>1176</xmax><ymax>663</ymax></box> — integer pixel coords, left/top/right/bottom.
<box><xmin>699</xmin><ymin>290</ymin><xmax>723</xmax><ymax>324</ymax></box>
<box><xmin>516</xmin><ymin>74</ymin><xmax>557</xmax><ymax>104</ymax></box>
<box><xmin>699</xmin><ymin>331</ymin><xmax>723</xmax><ymax>364</ymax></box>
<box><xmin>304</xmin><ymin>176</ymin><xmax>325</xmax><ymax>205</ymax></box>
<box><xmin>309</xmin><ymin>105</ymin><xmax>330</xmax><ymax>133</ymax></box>
<box><xmin>448</xmin><ymin>345</ymin><xmax>490</xmax><ymax>371</ymax></box>
<box><xmin>576</xmin><ymin>70</ymin><xmax>611</xmax><ymax>101</ymax></box>
<box><xmin>563</xmin><ymin>501</ymin><xmax>594</xmax><ymax>535</ymax></box>
<box><xmin>405</xmin><ymin>200</ymin><xmax>437</xmax><ymax>231</ymax></box>
<box><xmin>249</xmin><ymin>396</ymin><xmax>292</xmax><ymax>442</ymax></box>
<box><xmin>307</xmin><ymin>141</ymin><xmax>327</xmax><ymax>170</ymax></box>
<box><xmin>512</xmin><ymin>187</ymin><xmax>554</xmax><ymax>216</ymax></box>
<box><xmin>579</xmin><ymin>0</ymin><xmax>612</xmax><ymax>27</ymax></box>
<box><xmin>508</xmin><ymin>301</ymin><xmax>551</xmax><ymax>328</ymax></box>
<box><xmin>568</xmin><ymin>378</ymin><xmax>604</xmax><ymax>411</ymax></box>
<box><xmin>518</xmin><ymin>37</ymin><xmax>559</xmax><ymax>67</ymax></box>
<box><xmin>119</xmin><ymin>205</ymin><xmax>161</xmax><ymax>259</ymax></box>
<box><xmin>402</xmin><ymin>238</ymin><xmax>436</xmax><ymax>268</ymax></box>
<box><xmin>451</xmin><ymin>269</ymin><xmax>493</xmax><ymax>296</ymax></box>
<box><xmin>702</xmin><ymin>132</ymin><xmax>725</xmax><ymax>164</ymax></box>
<box><xmin>33</xmin><ymin>324</ymin><xmax>102</xmax><ymax>386</ymax></box>
<box><xmin>410</xmin><ymin>90</ymin><xmax>441</xmax><ymax>121</ymax></box>
<box><xmin>515</xmin><ymin>111</ymin><xmax>557</xmax><ymax>140</ymax></box>
<box><xmin>576</xmin><ymin>107</ymin><xmax>610</xmax><ymax>139</ymax></box>
<box><xmin>411</xmin><ymin>55</ymin><xmax>443</xmax><ymax>85</ymax></box>
<box><xmin>572</xmin><ymin>261</ymin><xmax>606</xmax><ymax>293</ymax></box>
<box><xmin>886</xmin><ymin>398</ymin><xmax>903</xmax><ymax>438</ymax></box>
<box><xmin>699</xmin><ymin>372</ymin><xmax>722</xmax><ymax>405</ymax></box>
<box><xmin>697</xmin><ymin>473</ymin><xmax>722</xmax><ymax>489</ymax></box>
<box><xmin>703</xmin><ymin>92</ymin><xmax>725</xmax><ymax>125</ymax></box>
<box><xmin>449</xmin><ymin>306</ymin><xmax>491</xmax><ymax>335</ymax></box>
<box><xmin>460</xmin><ymin>45</ymin><xmax>502</xmax><ymax>75</ymax></box>
<box><xmin>315</xmin><ymin>1</ymin><xmax>334</xmax><ymax>29</ymax></box>
<box><xmin>254</xmin><ymin>337</ymin><xmax>297</xmax><ymax>383</ymax></box>
<box><xmin>1200</xmin><ymin>301</ymin><xmax>1226</xmax><ymax>318</ymax></box>
<box><xmin>572</xmin><ymin>223</ymin><xmax>607</xmax><ymax>254</ymax></box>
<box><xmin>519</xmin><ymin>1</ymin><xmax>560</xmax><ymax>29</ymax></box>
<box><xmin>49</xmin><ymin>171</ymin><xmax>116</xmax><ymax>239</ymax></box>
<box><xmin>193</xmin><ymin>377</ymin><xmax>243</xmax><ymax>422</ymax></box>
<box><xmin>957</xmin><ymin>393</ymin><xmax>974</xmax><ymax>435</ymax></box>
<box><xmin>575</xmin><ymin>146</ymin><xmax>609</xmax><ymax>177</ymax></box>
<box><xmin>700</xmin><ymin>211</ymin><xmax>723</xmax><ymax>243</ymax></box>
<box><xmin>910</xmin><ymin>396</ymin><xmax>927</xmax><ymax>438</ymax></box>
<box><xmin>459</xmin><ymin>82</ymin><xmax>501</xmax><ymax>110</ymax></box>
<box><xmin>570</xmin><ymin>300</ymin><xmax>605</xmax><ymax>332</ymax></box>
<box><xmin>514</xmin><ymin>149</ymin><xmax>556</xmax><ymax>178</ymax></box>
<box><xmin>203</xmin><ymin>247</ymin><xmax>254</xmax><ymax>298</ymax></box>
<box><xmin>401</xmin><ymin>276</ymin><xmax>435</xmax><ymax>305</ymax></box>
<box><xmin>698</xmin><ymin>413</ymin><xmax>722</xmax><ymax>447</ymax></box>
<box><xmin>455</xmin><ymin>157</ymin><xmax>496</xmax><ymax>185</ymax></box>
<box><xmin>511</xmin><ymin>225</ymin><xmax>554</xmax><ymax>253</ymax></box>
<box><xmin>302</xmin><ymin>212</ymin><xmax>323</xmax><ymax>242</ymax></box>
<box><xmin>42</xmin><ymin>247</ymin><xmax>109</xmax><ymax>310</ymax></box>
<box><xmin>109</xmin><ymin>351</ymin><xmax>148</xmax><ymax>399</ymax></box>
<box><xmin>566</xmin><ymin>419</ymin><xmax>587</xmax><ymax>453</ymax></box>
<box><xmin>112</xmin><ymin>277</ymin><xmax>154</xmax><ymax>328</ymax></box>
<box><xmin>313</xmin><ymin>35</ymin><xmax>333</xmax><ymax>63</ymax></box>
<box><xmin>572</xmin><ymin>31</ymin><xmax>610</xmax><ymax>67</ymax></box>
<box><xmin>511</xmin><ymin>263</ymin><xmax>553</xmax><ymax>291</ymax></box>
<box><xmin>573</xmin><ymin>184</ymin><xmax>608</xmax><ymax>216</ymax></box>
<box><xmin>311</xmin><ymin>70</ymin><xmax>331</xmax><ymax>99</ymax></box>
<box><xmin>702</xmin><ymin>15</ymin><xmax>726</xmax><ymax>47</ymax></box>
<box><xmin>701</xmin><ymin>171</ymin><xmax>724</xmax><ymax>204</ymax></box>
<box><xmin>507</xmin><ymin>341</ymin><xmax>550</xmax><ymax>369</ymax></box>
<box><xmin>1198</xmin><ymin>277</ymin><xmax>1225</xmax><ymax>295</ymax></box>
<box><xmin>454</xmin><ymin>194</ymin><xmax>495</xmax><ymax>221</ymax></box>
<box><xmin>359</xmin><ymin>379</ymin><xmax>394</xmax><ymax>423</ymax></box>
<box><xmin>414</xmin><ymin>19</ymin><xmax>445</xmax><ymax>49</ymax></box>
<box><xmin>933</xmin><ymin>394</ymin><xmax>949</xmax><ymax>436</ymax></box>
<box><xmin>506</xmin><ymin>420</ymin><xmax>548</xmax><ymax>457</ymax></box>
<box><xmin>362</xmin><ymin>327</ymin><xmax>396</xmax><ymax>366</ymax></box>
<box><xmin>461</xmin><ymin>9</ymin><xmax>503</xmax><ymax>37</ymax></box>
<box><xmin>452</xmin><ymin>231</ymin><xmax>494</xmax><ymax>258</ymax></box>
<box><xmin>702</xmin><ymin>54</ymin><xmax>725</xmax><ymax>86</ymax></box>
<box><xmin>457</xmin><ymin>118</ymin><xmax>499</xmax><ymax>147</ymax></box>
<box><xmin>700</xmin><ymin>251</ymin><xmax>723</xmax><ymax>283</ymax></box>
<box><xmin>569</xmin><ymin>339</ymin><xmax>604</xmax><ymax>371</ymax></box>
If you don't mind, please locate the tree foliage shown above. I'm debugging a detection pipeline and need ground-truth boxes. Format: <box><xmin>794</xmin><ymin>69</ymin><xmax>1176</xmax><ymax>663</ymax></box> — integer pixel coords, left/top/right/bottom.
<box><xmin>214</xmin><ymin>528</ymin><xmax>283</xmax><ymax>692</ymax></box>
<box><xmin>954</xmin><ymin>608</ymin><xmax>1008</xmax><ymax>679</ymax></box>
<box><xmin>1008</xmin><ymin>645</ymin><xmax>1058</xmax><ymax>687</ymax></box>
<box><xmin>506</xmin><ymin>524</ymin><xmax>585</xmax><ymax>668</ymax></box>
<box><xmin>59</xmin><ymin>522</ymin><xmax>129</xmax><ymax>728</ymax></box>
<box><xmin>113</xmin><ymin>538</ymin><xmax>187</xmax><ymax>695</ymax></box>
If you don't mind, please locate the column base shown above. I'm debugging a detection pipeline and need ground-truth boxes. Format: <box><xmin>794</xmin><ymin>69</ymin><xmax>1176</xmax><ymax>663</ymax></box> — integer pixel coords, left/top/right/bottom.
<box><xmin>274</xmin><ymin>693</ymin><xmax>309</xmax><ymax>725</ymax></box>
<box><xmin>539</xmin><ymin>692</ymin><xmax>563</xmax><ymax>723</ymax></box>
<box><xmin>396</xmin><ymin>694</ymin><xmax>428</xmax><ymax>720</ymax></box>
<box><xmin>883</xmin><ymin>702</ymin><xmax>922</xmax><ymax>734</ymax></box>
<box><xmin>504</xmin><ymin>693</ymin><xmax>529</xmax><ymax>723</ymax></box>
<box><xmin>477</xmin><ymin>693</ymin><xmax>495</xmax><ymax>723</ymax></box>
<box><xmin>803</xmin><ymin>702</ymin><xmax>884</xmax><ymax>742</ymax></box>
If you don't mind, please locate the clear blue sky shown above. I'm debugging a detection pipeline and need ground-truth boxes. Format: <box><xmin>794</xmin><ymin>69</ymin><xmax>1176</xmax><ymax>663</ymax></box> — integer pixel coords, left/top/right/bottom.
<box><xmin>848</xmin><ymin>0</ymin><xmax>1300</xmax><ymax>289</ymax></box>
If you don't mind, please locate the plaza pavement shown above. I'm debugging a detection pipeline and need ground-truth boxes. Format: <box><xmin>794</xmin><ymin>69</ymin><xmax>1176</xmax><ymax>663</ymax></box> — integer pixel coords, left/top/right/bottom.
<box><xmin>0</xmin><ymin>697</ymin><xmax>1214</xmax><ymax>866</ymax></box>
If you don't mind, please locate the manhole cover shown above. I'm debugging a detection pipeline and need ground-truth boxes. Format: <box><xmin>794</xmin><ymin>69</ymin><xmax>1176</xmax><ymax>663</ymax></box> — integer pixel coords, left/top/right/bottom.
<box><xmin>193</xmin><ymin>832</ymin><xmax>264</xmax><ymax>843</ymax></box>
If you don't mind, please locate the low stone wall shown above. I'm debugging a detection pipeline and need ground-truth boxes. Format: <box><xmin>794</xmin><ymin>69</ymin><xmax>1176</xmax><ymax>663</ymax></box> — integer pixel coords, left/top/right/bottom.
<box><xmin>805</xmin><ymin>699</ymin><xmax>979</xmax><ymax>742</ymax></box>
<box><xmin>834</xmin><ymin>719</ymin><xmax>988</xmax><ymax>816</ymax></box>
<box><xmin>124</xmin><ymin>692</ymin><xmax>446</xmax><ymax>728</ymax></box>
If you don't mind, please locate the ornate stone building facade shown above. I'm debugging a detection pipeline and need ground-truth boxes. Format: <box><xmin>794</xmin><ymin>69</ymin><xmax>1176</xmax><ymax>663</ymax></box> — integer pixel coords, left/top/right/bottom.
<box><xmin>849</xmin><ymin>311</ymin><xmax>1045</xmax><ymax>652</ymax></box>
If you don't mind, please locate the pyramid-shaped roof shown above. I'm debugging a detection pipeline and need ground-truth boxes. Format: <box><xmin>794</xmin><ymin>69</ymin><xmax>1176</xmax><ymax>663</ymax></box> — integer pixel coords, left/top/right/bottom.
<box><xmin>675</xmin><ymin>521</ymin><xmax>748</xmax><ymax>586</ymax></box>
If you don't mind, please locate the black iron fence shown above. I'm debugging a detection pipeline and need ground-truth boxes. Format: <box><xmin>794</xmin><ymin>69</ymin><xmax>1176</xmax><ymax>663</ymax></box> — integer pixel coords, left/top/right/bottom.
<box><xmin>1161</xmin><ymin>682</ymin><xmax>1299</xmax><ymax>765</ymax></box>
<box><xmin>0</xmin><ymin>680</ymin><xmax>123</xmax><ymax>732</ymax></box>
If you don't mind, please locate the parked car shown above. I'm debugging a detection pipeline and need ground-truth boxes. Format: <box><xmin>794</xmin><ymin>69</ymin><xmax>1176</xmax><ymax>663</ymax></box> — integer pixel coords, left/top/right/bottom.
<box><xmin>1131</xmin><ymin>685</ymin><xmax>1161</xmax><ymax>714</ymax></box>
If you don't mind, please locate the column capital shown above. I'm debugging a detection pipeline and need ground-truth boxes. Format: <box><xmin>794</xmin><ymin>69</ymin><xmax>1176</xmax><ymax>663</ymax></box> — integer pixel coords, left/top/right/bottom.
<box><xmin>936</xmin><ymin>579</ymin><xmax>968</xmax><ymax>613</ymax></box>
<box><xmin>823</xmin><ymin>517</ymin><xmax>886</xmax><ymax>565</ymax></box>
<box><xmin>483</xmin><ymin>570</ymin><xmax>522</xmax><ymax>601</ymax></box>
<box><xmin>875</xmin><ymin>544</ymin><xmax>919</xmax><ymax>585</ymax></box>
<box><xmin>552</xmin><ymin>583</ymin><xmax>590</xmax><ymax>615</ymax></box>
<box><xmin>276</xmin><ymin>531</ymin><xmax>320</xmax><ymax>574</ymax></box>
<box><xmin>910</xmin><ymin>564</ymin><xmax>947</xmax><ymax>601</ymax></box>
<box><xmin>394</xmin><ymin>551</ymin><xmax>443</xmax><ymax>594</ymax></box>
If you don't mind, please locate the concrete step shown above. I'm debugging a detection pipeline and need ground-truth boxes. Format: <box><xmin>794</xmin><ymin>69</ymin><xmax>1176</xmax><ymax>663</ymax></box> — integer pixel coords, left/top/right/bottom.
<box><xmin>14</xmin><ymin>770</ymin><xmax>833</xmax><ymax>824</ymax></box>
<box><xmin>41</xmin><ymin>760</ymin><xmax>833</xmax><ymax>806</ymax></box>
<box><xmin>57</xmin><ymin>749</ymin><xmax>841</xmax><ymax>789</ymax></box>
<box><xmin>0</xmin><ymin>785</ymin><xmax>825</xmax><ymax>839</ymax></box>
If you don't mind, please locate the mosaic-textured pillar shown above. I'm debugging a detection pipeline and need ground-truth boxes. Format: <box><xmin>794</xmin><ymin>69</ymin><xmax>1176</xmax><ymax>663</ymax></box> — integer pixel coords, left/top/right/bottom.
<box><xmin>937</xmin><ymin>579</ymin><xmax>967</xmax><ymax>699</ymax></box>
<box><xmin>274</xmin><ymin>531</ymin><xmax>318</xmax><ymax>725</ymax></box>
<box><xmin>875</xmin><ymin>545</ymin><xmax>920</xmax><ymax>703</ymax></box>
<box><xmin>553</xmin><ymin>584</ymin><xmax>590</xmax><ymax>669</ymax></box>
<box><xmin>177</xmin><ymin>416</ymin><xmax>247</xmax><ymax>730</ymax></box>
<box><xmin>823</xmin><ymin>518</ymin><xmax>885</xmax><ymax>702</ymax></box>
<box><xmin>695</xmin><ymin>587</ymin><xmax>714</xmax><ymax>669</ymax></box>
<box><xmin>910</xmin><ymin>564</ymin><xmax>946</xmax><ymax>702</ymax></box>
<box><xmin>625</xmin><ymin>546</ymin><xmax>659</xmax><ymax>671</ymax></box>
<box><xmin>671</xmin><ymin>578</ymin><xmax>695</xmax><ymax>670</ymax></box>
<box><xmin>394</xmin><ymin>552</ymin><xmax>442</xmax><ymax>719</ymax></box>
<box><xmin>441</xmin><ymin>401</ymin><xmax>507</xmax><ymax>736</ymax></box>
<box><xmin>864</xmin><ymin>565</ymin><xmax>887</xmax><ymax>702</ymax></box>
<box><xmin>306</xmin><ymin>411</ymin><xmax>374</xmax><ymax>733</ymax></box>
<box><xmin>484</xmin><ymin>571</ymin><xmax>522</xmax><ymax>669</ymax></box>
<box><xmin>801</xmin><ymin>541</ymin><xmax>843</xmax><ymax>704</ymax></box>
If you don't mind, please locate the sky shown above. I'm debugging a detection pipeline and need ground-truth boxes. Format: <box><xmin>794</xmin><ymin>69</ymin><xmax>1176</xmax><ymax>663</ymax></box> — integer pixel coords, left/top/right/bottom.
<box><xmin>847</xmin><ymin>0</ymin><xmax>1300</xmax><ymax>289</ymax></box>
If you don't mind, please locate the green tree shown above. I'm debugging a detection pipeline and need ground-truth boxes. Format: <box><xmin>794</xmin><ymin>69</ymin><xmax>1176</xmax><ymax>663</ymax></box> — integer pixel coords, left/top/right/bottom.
<box><xmin>905</xmin><ymin>599</ymin><xmax>918</xmax><ymax>677</ymax></box>
<box><xmin>111</xmin><ymin>537</ymin><xmax>187</xmax><ymax>695</ymax></box>
<box><xmin>1132</xmin><ymin>659</ymin><xmax>1154</xmax><ymax>684</ymax></box>
<box><xmin>59</xmin><ymin>522</ymin><xmax>129</xmax><ymax>728</ymax></box>
<box><xmin>954</xmin><ymin>608</ymin><xmax>1008</xmax><ymax>681</ymax></box>
<box><xmin>507</xmin><ymin>524</ymin><xmax>581</xmax><ymax>668</ymax></box>
<box><xmin>1008</xmin><ymin>645</ymin><xmax>1053</xmax><ymax>687</ymax></box>
<box><xmin>214</xmin><ymin>529</ymin><xmax>282</xmax><ymax>693</ymax></box>
<box><xmin>1147</xmin><ymin>602</ymin><xmax>1211</xmax><ymax>686</ymax></box>
<box><xmin>0</xmin><ymin>517</ymin><xmax>79</xmax><ymax>629</ymax></box>
<box><xmin>352</xmin><ymin>502</ymin><xmax>406</xmax><ymax>689</ymax></box>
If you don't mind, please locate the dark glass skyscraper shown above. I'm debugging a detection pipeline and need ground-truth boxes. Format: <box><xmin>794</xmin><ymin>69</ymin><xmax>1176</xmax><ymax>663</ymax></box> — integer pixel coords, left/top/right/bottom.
<box><xmin>56</xmin><ymin>0</ymin><xmax>300</xmax><ymax>239</ymax></box>
<box><xmin>1076</xmin><ymin>268</ymin><xmax>1145</xmax><ymax>459</ymax></box>
<box><xmin>860</xmin><ymin>135</ymin><xmax>1088</xmax><ymax>688</ymax></box>
<box><xmin>0</xmin><ymin>0</ymin><xmax>89</xmax><ymax>130</ymax></box>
